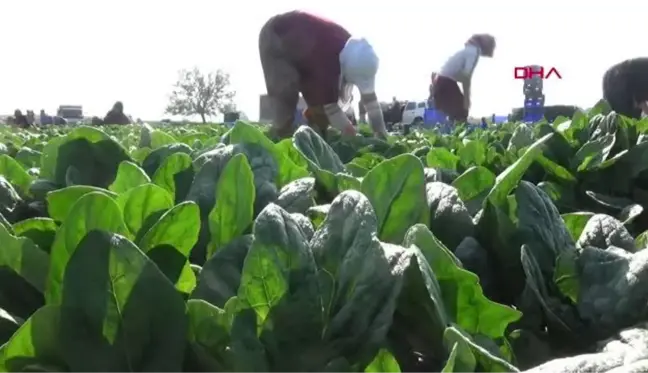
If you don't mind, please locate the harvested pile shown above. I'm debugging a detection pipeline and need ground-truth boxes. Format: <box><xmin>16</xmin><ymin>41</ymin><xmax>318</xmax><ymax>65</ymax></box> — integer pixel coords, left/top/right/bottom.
<box><xmin>1</xmin><ymin>99</ymin><xmax>648</xmax><ymax>372</ymax></box>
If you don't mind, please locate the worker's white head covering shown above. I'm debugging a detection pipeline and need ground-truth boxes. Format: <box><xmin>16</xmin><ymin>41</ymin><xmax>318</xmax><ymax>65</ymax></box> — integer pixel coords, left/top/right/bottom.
<box><xmin>339</xmin><ymin>37</ymin><xmax>379</xmax><ymax>96</ymax></box>
<box><xmin>466</xmin><ymin>34</ymin><xmax>496</xmax><ymax>57</ymax></box>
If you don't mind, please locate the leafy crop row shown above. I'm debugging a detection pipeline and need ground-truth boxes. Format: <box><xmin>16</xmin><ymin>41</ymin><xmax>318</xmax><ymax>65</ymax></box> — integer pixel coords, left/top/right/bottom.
<box><xmin>1</xmin><ymin>100</ymin><xmax>648</xmax><ymax>372</ymax></box>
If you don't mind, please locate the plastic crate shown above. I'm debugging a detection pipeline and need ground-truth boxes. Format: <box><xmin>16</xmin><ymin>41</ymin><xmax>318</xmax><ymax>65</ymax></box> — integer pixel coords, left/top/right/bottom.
<box><xmin>292</xmin><ymin>109</ymin><xmax>304</xmax><ymax>129</ymax></box>
<box><xmin>423</xmin><ymin>108</ymin><xmax>449</xmax><ymax>126</ymax></box>
<box><xmin>523</xmin><ymin>99</ymin><xmax>545</xmax><ymax>122</ymax></box>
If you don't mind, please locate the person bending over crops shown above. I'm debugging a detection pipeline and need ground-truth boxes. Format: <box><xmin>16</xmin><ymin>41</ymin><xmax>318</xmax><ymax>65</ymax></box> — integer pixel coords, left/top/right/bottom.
<box><xmin>602</xmin><ymin>57</ymin><xmax>648</xmax><ymax>119</ymax></box>
<box><xmin>103</xmin><ymin>101</ymin><xmax>131</xmax><ymax>125</ymax></box>
<box><xmin>429</xmin><ymin>34</ymin><xmax>496</xmax><ymax>123</ymax></box>
<box><xmin>258</xmin><ymin>10</ymin><xmax>388</xmax><ymax>140</ymax></box>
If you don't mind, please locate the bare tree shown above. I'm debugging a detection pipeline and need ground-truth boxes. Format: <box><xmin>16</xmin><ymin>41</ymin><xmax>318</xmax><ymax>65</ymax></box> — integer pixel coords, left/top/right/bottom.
<box><xmin>165</xmin><ymin>67</ymin><xmax>236</xmax><ymax>123</ymax></box>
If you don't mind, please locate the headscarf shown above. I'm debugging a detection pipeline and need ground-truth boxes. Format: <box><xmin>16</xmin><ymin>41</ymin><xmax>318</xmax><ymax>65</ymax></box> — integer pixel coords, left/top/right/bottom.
<box><xmin>466</xmin><ymin>34</ymin><xmax>496</xmax><ymax>57</ymax></box>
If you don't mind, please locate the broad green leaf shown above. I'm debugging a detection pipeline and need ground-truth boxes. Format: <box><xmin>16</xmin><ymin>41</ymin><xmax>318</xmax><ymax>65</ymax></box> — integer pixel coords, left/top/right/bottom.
<box><xmin>536</xmin><ymin>155</ymin><xmax>577</xmax><ymax>183</ymax></box>
<box><xmin>186</xmin><ymin>299</ymin><xmax>233</xmax><ymax>370</ymax></box>
<box><xmin>238</xmin><ymin>203</ymin><xmax>316</xmax><ymax>331</ymax></box>
<box><xmin>227</xmin><ymin>122</ymin><xmax>308</xmax><ymax>187</ymax></box>
<box><xmin>46</xmin><ymin>192</ymin><xmax>129</xmax><ymax>304</ymax></box>
<box><xmin>59</xmin><ymin>230</ymin><xmax>187</xmax><ymax>371</ymax></box>
<box><xmin>14</xmin><ymin>147</ymin><xmax>41</xmax><ymax>169</ymax></box>
<box><xmin>152</xmin><ymin>152</ymin><xmax>194</xmax><ymax>201</ymax></box>
<box><xmin>40</xmin><ymin>126</ymin><xmax>111</xmax><ymax>180</ymax></box>
<box><xmin>237</xmin><ymin>233</ymin><xmax>287</xmax><ymax>325</ymax></box>
<box><xmin>138</xmin><ymin>201</ymin><xmax>201</xmax><ymax>294</ymax></box>
<box><xmin>109</xmin><ymin>161</ymin><xmax>151</xmax><ymax>193</ymax></box>
<box><xmin>208</xmin><ymin>153</ymin><xmax>255</xmax><ymax>259</ymax></box>
<box><xmin>46</xmin><ymin>185</ymin><xmax>117</xmax><ymax>222</ymax></box>
<box><xmin>636</xmin><ymin>230</ymin><xmax>648</xmax><ymax>250</ymax></box>
<box><xmin>554</xmin><ymin>250</ymin><xmax>579</xmax><ymax>303</ymax></box>
<box><xmin>150</xmin><ymin>130</ymin><xmax>177</xmax><ymax>149</ymax></box>
<box><xmin>365</xmin><ymin>349</ymin><xmax>401</xmax><ymax>373</ymax></box>
<box><xmin>427</xmin><ymin>147</ymin><xmax>460</xmax><ymax>170</ymax></box>
<box><xmin>292</xmin><ymin>126</ymin><xmax>345</xmax><ymax>194</ymax></box>
<box><xmin>441</xmin><ymin>341</ymin><xmax>475</xmax><ymax>372</ymax></box>
<box><xmin>306</xmin><ymin>204</ymin><xmax>330</xmax><ymax>229</ymax></box>
<box><xmin>275</xmin><ymin>138</ymin><xmax>308</xmax><ymax>169</ymax></box>
<box><xmin>572</xmin><ymin>134</ymin><xmax>615</xmax><ymax>172</ymax></box>
<box><xmin>486</xmin><ymin>133</ymin><xmax>553</xmax><ymax>208</ymax></box>
<box><xmin>403</xmin><ymin>224</ymin><xmax>521</xmax><ymax>339</ymax></box>
<box><xmin>0</xmin><ymin>224</ymin><xmax>49</xmax><ymax>293</ymax></box>
<box><xmin>336</xmin><ymin>172</ymin><xmax>362</xmax><ymax>192</ymax></box>
<box><xmin>561</xmin><ymin>212</ymin><xmax>594</xmax><ymax>242</ymax></box>
<box><xmin>361</xmin><ymin>154</ymin><xmax>428</xmax><ymax>243</ymax></box>
<box><xmin>457</xmin><ymin>140</ymin><xmax>486</xmax><ymax>167</ymax></box>
<box><xmin>131</xmin><ymin>147</ymin><xmax>152</xmax><ymax>164</ymax></box>
<box><xmin>443</xmin><ymin>326</ymin><xmax>518</xmax><ymax>372</ymax></box>
<box><xmin>0</xmin><ymin>154</ymin><xmax>33</xmax><ymax>196</ymax></box>
<box><xmin>192</xmin><ymin>235</ymin><xmax>252</xmax><ymax>308</ymax></box>
<box><xmin>12</xmin><ymin>217</ymin><xmax>58</xmax><ymax>253</ymax></box>
<box><xmin>0</xmin><ymin>305</ymin><xmax>65</xmax><ymax>372</ymax></box>
<box><xmin>452</xmin><ymin>166</ymin><xmax>496</xmax><ymax>202</ymax></box>
<box><xmin>115</xmin><ymin>183</ymin><xmax>174</xmax><ymax>237</ymax></box>
<box><xmin>39</xmin><ymin>126</ymin><xmax>130</xmax><ymax>187</ymax></box>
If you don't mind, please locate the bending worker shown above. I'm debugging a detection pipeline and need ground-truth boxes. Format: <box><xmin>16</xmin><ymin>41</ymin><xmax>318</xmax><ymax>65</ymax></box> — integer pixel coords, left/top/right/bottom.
<box><xmin>258</xmin><ymin>10</ymin><xmax>388</xmax><ymax>139</ymax></box>
<box><xmin>602</xmin><ymin>57</ymin><xmax>648</xmax><ymax>119</ymax></box>
<box><xmin>430</xmin><ymin>34</ymin><xmax>496</xmax><ymax>123</ymax></box>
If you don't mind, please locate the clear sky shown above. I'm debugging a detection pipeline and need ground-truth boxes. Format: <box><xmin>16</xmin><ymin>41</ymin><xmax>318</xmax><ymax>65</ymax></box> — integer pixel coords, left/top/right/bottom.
<box><xmin>1</xmin><ymin>0</ymin><xmax>643</xmax><ymax>121</ymax></box>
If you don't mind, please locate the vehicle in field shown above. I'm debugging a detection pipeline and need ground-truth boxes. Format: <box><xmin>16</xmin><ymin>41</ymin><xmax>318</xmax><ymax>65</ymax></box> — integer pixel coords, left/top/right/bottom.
<box><xmin>56</xmin><ymin>105</ymin><xmax>84</xmax><ymax>124</ymax></box>
<box><xmin>401</xmin><ymin>100</ymin><xmax>428</xmax><ymax>126</ymax></box>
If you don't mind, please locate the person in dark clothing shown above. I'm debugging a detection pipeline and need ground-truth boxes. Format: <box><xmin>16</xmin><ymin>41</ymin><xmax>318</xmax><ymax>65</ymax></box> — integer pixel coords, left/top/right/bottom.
<box><xmin>103</xmin><ymin>101</ymin><xmax>131</xmax><ymax>125</ymax></box>
<box><xmin>258</xmin><ymin>10</ymin><xmax>387</xmax><ymax>140</ymax></box>
<box><xmin>389</xmin><ymin>97</ymin><xmax>402</xmax><ymax>125</ymax></box>
<box><xmin>13</xmin><ymin>110</ymin><xmax>30</xmax><ymax>128</ymax></box>
<box><xmin>39</xmin><ymin>109</ymin><xmax>54</xmax><ymax>125</ymax></box>
<box><xmin>603</xmin><ymin>57</ymin><xmax>648</xmax><ymax>119</ymax></box>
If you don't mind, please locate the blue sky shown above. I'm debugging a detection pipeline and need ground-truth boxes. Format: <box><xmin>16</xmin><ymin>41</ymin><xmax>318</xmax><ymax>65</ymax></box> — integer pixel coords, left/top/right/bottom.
<box><xmin>1</xmin><ymin>0</ymin><xmax>643</xmax><ymax>121</ymax></box>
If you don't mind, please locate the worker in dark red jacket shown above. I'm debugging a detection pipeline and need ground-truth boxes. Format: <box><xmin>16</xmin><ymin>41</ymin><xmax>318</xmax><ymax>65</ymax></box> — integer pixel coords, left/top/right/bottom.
<box><xmin>258</xmin><ymin>10</ymin><xmax>388</xmax><ymax>139</ymax></box>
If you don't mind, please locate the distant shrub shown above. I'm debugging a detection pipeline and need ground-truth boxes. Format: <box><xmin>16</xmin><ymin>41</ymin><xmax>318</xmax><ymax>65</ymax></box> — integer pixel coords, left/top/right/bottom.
<box><xmin>511</xmin><ymin>105</ymin><xmax>583</xmax><ymax>122</ymax></box>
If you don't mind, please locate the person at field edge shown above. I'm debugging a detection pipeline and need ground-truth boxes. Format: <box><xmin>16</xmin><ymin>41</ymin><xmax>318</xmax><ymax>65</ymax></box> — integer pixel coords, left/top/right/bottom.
<box><xmin>602</xmin><ymin>57</ymin><xmax>648</xmax><ymax>119</ymax></box>
<box><xmin>13</xmin><ymin>110</ymin><xmax>30</xmax><ymax>129</ymax></box>
<box><xmin>429</xmin><ymin>34</ymin><xmax>496</xmax><ymax>123</ymax></box>
<box><xmin>258</xmin><ymin>10</ymin><xmax>388</xmax><ymax>140</ymax></box>
<box><xmin>103</xmin><ymin>101</ymin><xmax>131</xmax><ymax>125</ymax></box>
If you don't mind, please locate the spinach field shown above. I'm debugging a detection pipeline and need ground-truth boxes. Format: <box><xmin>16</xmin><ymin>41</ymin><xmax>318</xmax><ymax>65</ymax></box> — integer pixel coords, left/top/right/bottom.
<box><xmin>1</xmin><ymin>100</ymin><xmax>648</xmax><ymax>372</ymax></box>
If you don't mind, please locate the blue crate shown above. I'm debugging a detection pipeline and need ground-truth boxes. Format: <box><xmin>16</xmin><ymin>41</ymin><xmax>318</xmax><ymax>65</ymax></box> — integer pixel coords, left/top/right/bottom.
<box><xmin>522</xmin><ymin>97</ymin><xmax>545</xmax><ymax>123</ymax></box>
<box><xmin>423</xmin><ymin>108</ymin><xmax>449</xmax><ymax>126</ymax></box>
<box><xmin>292</xmin><ymin>108</ymin><xmax>305</xmax><ymax>129</ymax></box>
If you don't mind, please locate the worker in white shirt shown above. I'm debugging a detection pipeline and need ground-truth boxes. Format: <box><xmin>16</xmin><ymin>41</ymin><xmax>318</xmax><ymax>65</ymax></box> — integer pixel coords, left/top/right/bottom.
<box><xmin>429</xmin><ymin>34</ymin><xmax>496</xmax><ymax>123</ymax></box>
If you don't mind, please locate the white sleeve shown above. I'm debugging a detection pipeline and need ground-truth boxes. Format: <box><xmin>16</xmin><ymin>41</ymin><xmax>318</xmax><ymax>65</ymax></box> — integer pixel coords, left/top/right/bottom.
<box><xmin>461</xmin><ymin>48</ymin><xmax>479</xmax><ymax>81</ymax></box>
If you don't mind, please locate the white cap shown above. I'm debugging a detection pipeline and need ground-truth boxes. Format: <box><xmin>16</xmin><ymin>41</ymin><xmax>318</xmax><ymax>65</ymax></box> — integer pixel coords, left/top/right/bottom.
<box><xmin>339</xmin><ymin>37</ymin><xmax>379</xmax><ymax>95</ymax></box>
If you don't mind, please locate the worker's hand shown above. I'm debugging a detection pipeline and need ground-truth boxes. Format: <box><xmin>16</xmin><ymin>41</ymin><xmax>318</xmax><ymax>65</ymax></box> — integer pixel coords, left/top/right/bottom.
<box><xmin>341</xmin><ymin>123</ymin><xmax>357</xmax><ymax>137</ymax></box>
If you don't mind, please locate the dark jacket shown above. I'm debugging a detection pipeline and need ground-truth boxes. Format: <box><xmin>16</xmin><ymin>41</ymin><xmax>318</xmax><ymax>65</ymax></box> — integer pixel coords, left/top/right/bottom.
<box><xmin>603</xmin><ymin>57</ymin><xmax>648</xmax><ymax>119</ymax></box>
<box><xmin>271</xmin><ymin>11</ymin><xmax>351</xmax><ymax>106</ymax></box>
<box><xmin>14</xmin><ymin>114</ymin><xmax>30</xmax><ymax>128</ymax></box>
<box><xmin>103</xmin><ymin>110</ymin><xmax>130</xmax><ymax>125</ymax></box>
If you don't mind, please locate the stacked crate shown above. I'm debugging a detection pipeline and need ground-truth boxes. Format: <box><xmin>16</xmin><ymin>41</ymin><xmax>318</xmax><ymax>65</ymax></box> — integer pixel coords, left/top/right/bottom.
<box><xmin>522</xmin><ymin>65</ymin><xmax>545</xmax><ymax>122</ymax></box>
